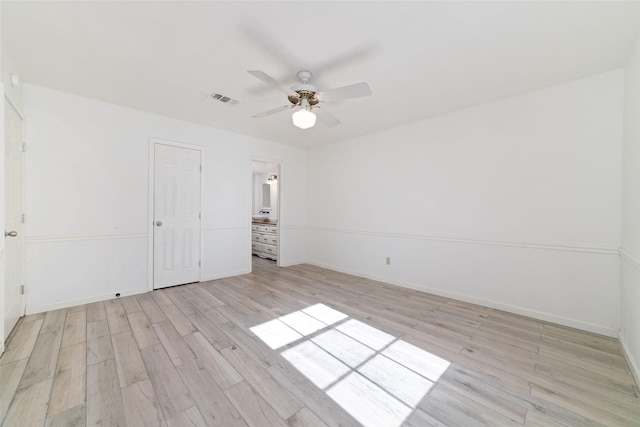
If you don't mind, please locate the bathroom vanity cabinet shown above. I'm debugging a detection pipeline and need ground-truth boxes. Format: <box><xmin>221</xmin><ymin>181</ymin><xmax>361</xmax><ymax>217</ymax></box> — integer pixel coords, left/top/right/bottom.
<box><xmin>251</xmin><ymin>223</ymin><xmax>278</xmax><ymax>260</ymax></box>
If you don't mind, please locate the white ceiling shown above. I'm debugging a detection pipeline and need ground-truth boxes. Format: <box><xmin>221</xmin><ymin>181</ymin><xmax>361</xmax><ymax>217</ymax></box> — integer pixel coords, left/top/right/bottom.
<box><xmin>3</xmin><ymin>1</ymin><xmax>639</xmax><ymax>148</ymax></box>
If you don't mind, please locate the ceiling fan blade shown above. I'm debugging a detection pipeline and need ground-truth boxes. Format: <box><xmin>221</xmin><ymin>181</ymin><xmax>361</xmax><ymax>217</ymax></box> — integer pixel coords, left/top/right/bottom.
<box><xmin>247</xmin><ymin>70</ymin><xmax>299</xmax><ymax>98</ymax></box>
<box><xmin>316</xmin><ymin>82</ymin><xmax>372</xmax><ymax>103</ymax></box>
<box><xmin>312</xmin><ymin>42</ymin><xmax>379</xmax><ymax>77</ymax></box>
<box><xmin>314</xmin><ymin>107</ymin><xmax>341</xmax><ymax>128</ymax></box>
<box><xmin>242</xmin><ymin>23</ymin><xmax>302</xmax><ymax>74</ymax></box>
<box><xmin>252</xmin><ymin>104</ymin><xmax>293</xmax><ymax>118</ymax></box>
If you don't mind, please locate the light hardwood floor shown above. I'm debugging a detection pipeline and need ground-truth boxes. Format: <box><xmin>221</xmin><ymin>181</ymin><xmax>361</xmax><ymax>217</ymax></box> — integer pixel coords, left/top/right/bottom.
<box><xmin>1</xmin><ymin>257</ymin><xmax>639</xmax><ymax>426</ymax></box>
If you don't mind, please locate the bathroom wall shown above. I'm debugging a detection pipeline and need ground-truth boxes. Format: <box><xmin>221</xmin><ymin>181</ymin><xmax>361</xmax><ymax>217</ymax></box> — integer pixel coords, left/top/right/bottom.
<box><xmin>252</xmin><ymin>171</ymin><xmax>279</xmax><ymax>221</ymax></box>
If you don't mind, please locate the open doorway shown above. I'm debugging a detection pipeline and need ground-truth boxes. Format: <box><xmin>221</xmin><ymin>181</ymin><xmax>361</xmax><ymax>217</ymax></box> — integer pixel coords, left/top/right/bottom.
<box><xmin>251</xmin><ymin>160</ymin><xmax>280</xmax><ymax>269</ymax></box>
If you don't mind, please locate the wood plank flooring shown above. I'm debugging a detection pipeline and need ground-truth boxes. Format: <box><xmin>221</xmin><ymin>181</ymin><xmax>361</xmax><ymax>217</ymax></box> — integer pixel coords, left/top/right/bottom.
<box><xmin>1</xmin><ymin>257</ymin><xmax>639</xmax><ymax>426</ymax></box>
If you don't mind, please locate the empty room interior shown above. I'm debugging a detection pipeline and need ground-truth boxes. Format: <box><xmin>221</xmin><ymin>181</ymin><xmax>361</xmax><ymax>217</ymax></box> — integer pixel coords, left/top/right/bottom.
<box><xmin>1</xmin><ymin>1</ymin><xmax>640</xmax><ymax>426</ymax></box>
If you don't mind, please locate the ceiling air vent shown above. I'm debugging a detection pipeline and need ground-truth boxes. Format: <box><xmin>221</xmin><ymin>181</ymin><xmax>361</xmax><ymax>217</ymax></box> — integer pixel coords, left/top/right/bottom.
<box><xmin>209</xmin><ymin>92</ymin><xmax>239</xmax><ymax>105</ymax></box>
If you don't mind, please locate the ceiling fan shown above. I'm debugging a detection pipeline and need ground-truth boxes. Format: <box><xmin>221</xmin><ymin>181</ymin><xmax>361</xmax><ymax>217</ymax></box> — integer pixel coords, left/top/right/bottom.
<box><xmin>248</xmin><ymin>70</ymin><xmax>372</xmax><ymax>129</ymax></box>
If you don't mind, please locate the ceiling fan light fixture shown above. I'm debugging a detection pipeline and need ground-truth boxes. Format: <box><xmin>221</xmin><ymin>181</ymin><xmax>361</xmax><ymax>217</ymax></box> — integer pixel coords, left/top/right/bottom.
<box><xmin>249</xmin><ymin>69</ymin><xmax>370</xmax><ymax>129</ymax></box>
<box><xmin>292</xmin><ymin>108</ymin><xmax>316</xmax><ymax>129</ymax></box>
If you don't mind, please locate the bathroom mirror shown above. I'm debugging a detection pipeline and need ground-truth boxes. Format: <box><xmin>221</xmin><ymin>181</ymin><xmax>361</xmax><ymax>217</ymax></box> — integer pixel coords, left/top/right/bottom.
<box><xmin>261</xmin><ymin>183</ymin><xmax>271</xmax><ymax>209</ymax></box>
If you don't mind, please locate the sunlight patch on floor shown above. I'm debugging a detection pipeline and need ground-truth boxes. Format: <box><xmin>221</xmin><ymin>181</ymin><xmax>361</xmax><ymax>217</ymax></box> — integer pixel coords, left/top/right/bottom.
<box><xmin>279</xmin><ymin>311</ymin><xmax>326</xmax><ymax>335</ymax></box>
<box><xmin>249</xmin><ymin>318</ymin><xmax>302</xmax><ymax>349</ymax></box>
<box><xmin>311</xmin><ymin>329</ymin><xmax>376</xmax><ymax>368</ymax></box>
<box><xmin>327</xmin><ymin>371</ymin><xmax>414</xmax><ymax>427</ymax></box>
<box><xmin>250</xmin><ymin>303</ymin><xmax>451</xmax><ymax>427</ymax></box>
<box><xmin>281</xmin><ymin>340</ymin><xmax>351</xmax><ymax>388</ymax></box>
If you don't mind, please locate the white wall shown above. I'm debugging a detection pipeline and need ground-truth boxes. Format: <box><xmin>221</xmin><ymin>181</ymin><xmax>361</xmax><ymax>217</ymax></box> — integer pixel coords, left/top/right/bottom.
<box><xmin>307</xmin><ymin>70</ymin><xmax>623</xmax><ymax>336</ymax></box>
<box><xmin>23</xmin><ymin>84</ymin><xmax>307</xmax><ymax>313</ymax></box>
<box><xmin>621</xmin><ymin>31</ymin><xmax>640</xmax><ymax>382</ymax></box>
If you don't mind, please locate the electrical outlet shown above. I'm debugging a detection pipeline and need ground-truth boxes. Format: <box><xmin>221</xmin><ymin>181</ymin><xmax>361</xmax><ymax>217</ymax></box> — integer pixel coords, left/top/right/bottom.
<box><xmin>386</xmin><ymin>257</ymin><xmax>391</xmax><ymax>265</ymax></box>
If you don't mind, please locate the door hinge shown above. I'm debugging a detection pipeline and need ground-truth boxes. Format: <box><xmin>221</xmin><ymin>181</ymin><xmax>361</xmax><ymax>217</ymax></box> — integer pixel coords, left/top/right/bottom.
<box><xmin>20</xmin><ymin>285</ymin><xmax>25</xmax><ymax>295</ymax></box>
<box><xmin>199</xmin><ymin>212</ymin><xmax>201</xmax><ymax>219</ymax></box>
<box><xmin>21</xmin><ymin>213</ymin><xmax>26</xmax><ymax>224</ymax></box>
<box><xmin>198</xmin><ymin>260</ymin><xmax>201</xmax><ymax>267</ymax></box>
<box><xmin>21</xmin><ymin>142</ymin><xmax>26</xmax><ymax>152</ymax></box>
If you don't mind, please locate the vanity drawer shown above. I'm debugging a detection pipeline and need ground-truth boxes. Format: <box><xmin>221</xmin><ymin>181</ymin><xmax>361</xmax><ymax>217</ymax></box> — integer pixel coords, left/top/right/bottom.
<box><xmin>252</xmin><ymin>242</ymin><xmax>262</xmax><ymax>252</ymax></box>
<box><xmin>267</xmin><ymin>226</ymin><xmax>277</xmax><ymax>233</ymax></box>
<box><xmin>251</xmin><ymin>225</ymin><xmax>259</xmax><ymax>232</ymax></box>
<box><xmin>262</xmin><ymin>244</ymin><xmax>277</xmax><ymax>255</ymax></box>
<box><xmin>257</xmin><ymin>225</ymin><xmax>270</xmax><ymax>233</ymax></box>
<box><xmin>252</xmin><ymin>233</ymin><xmax>262</xmax><ymax>242</ymax></box>
<box><xmin>262</xmin><ymin>235</ymin><xmax>277</xmax><ymax>245</ymax></box>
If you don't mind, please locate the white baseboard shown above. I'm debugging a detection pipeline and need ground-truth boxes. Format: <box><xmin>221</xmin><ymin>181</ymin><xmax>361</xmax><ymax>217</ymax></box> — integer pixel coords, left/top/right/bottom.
<box><xmin>619</xmin><ymin>331</ymin><xmax>640</xmax><ymax>388</ymax></box>
<box><xmin>25</xmin><ymin>287</ymin><xmax>149</xmax><ymax>315</ymax></box>
<box><xmin>305</xmin><ymin>260</ymin><xmax>618</xmax><ymax>338</ymax></box>
<box><xmin>25</xmin><ymin>269</ymin><xmax>251</xmax><ymax>315</ymax></box>
<box><xmin>279</xmin><ymin>259</ymin><xmax>307</xmax><ymax>268</ymax></box>
<box><xmin>201</xmin><ymin>269</ymin><xmax>251</xmax><ymax>283</ymax></box>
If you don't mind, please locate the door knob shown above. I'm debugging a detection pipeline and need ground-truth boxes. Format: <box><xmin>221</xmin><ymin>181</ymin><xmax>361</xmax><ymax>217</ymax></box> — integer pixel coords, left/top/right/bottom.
<box><xmin>5</xmin><ymin>231</ymin><xmax>17</xmax><ymax>237</ymax></box>
<box><xmin>155</xmin><ymin>221</ymin><xmax>163</xmax><ymax>226</ymax></box>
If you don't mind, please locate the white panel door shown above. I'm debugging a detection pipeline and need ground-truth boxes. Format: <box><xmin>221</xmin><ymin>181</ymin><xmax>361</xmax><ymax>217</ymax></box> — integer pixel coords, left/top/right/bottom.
<box><xmin>153</xmin><ymin>144</ymin><xmax>201</xmax><ymax>289</ymax></box>
<box><xmin>4</xmin><ymin>100</ymin><xmax>25</xmax><ymax>340</ymax></box>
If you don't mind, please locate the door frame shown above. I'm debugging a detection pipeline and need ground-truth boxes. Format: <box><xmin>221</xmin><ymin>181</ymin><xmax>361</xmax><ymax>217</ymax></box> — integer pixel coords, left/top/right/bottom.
<box><xmin>3</xmin><ymin>94</ymin><xmax>27</xmax><ymax>346</ymax></box>
<box><xmin>147</xmin><ymin>138</ymin><xmax>203</xmax><ymax>291</ymax></box>
<box><xmin>250</xmin><ymin>157</ymin><xmax>282</xmax><ymax>269</ymax></box>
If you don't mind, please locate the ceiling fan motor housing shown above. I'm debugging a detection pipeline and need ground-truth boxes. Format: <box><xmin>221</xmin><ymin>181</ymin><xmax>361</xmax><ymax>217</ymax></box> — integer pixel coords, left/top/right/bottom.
<box><xmin>288</xmin><ymin>89</ymin><xmax>319</xmax><ymax>106</ymax></box>
<box><xmin>289</xmin><ymin>71</ymin><xmax>319</xmax><ymax>106</ymax></box>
